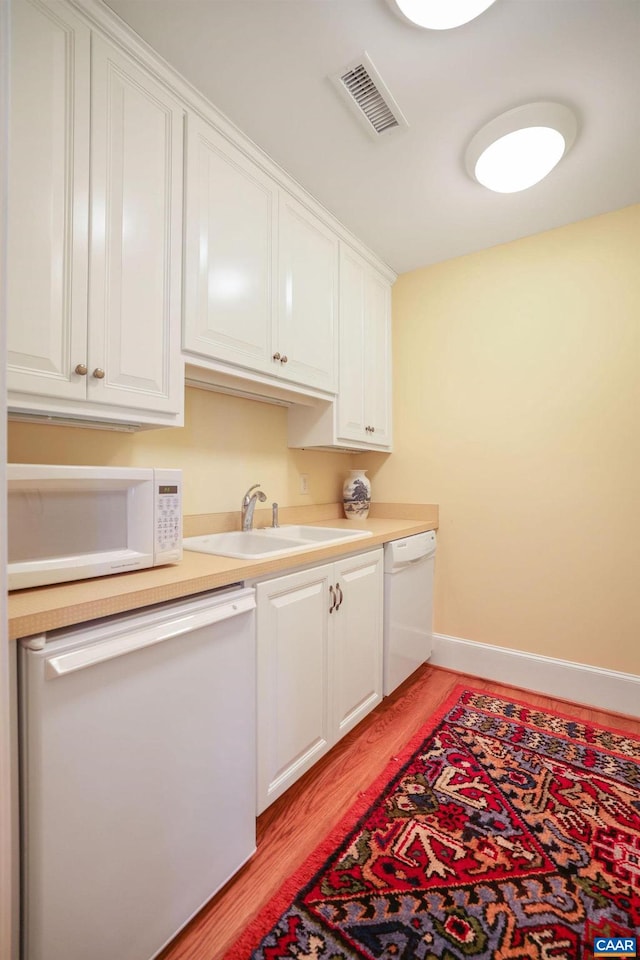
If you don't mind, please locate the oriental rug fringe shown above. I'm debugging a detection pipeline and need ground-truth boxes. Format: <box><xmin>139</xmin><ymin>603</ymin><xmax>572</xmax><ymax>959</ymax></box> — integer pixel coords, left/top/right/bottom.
<box><xmin>224</xmin><ymin>685</ymin><xmax>640</xmax><ymax>960</ymax></box>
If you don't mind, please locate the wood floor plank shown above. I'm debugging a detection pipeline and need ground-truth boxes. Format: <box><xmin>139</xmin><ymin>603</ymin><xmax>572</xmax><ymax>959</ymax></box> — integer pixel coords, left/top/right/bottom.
<box><xmin>158</xmin><ymin>665</ymin><xmax>640</xmax><ymax>960</ymax></box>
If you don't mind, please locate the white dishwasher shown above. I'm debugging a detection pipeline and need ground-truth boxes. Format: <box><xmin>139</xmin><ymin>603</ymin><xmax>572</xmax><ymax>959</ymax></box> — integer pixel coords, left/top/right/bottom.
<box><xmin>19</xmin><ymin>585</ymin><xmax>256</xmax><ymax>960</ymax></box>
<box><xmin>383</xmin><ymin>531</ymin><xmax>437</xmax><ymax>695</ymax></box>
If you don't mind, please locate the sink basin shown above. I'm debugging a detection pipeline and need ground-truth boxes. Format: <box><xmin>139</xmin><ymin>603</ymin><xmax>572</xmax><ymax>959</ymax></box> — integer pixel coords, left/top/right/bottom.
<box><xmin>261</xmin><ymin>525</ymin><xmax>371</xmax><ymax>543</ymax></box>
<box><xmin>184</xmin><ymin>525</ymin><xmax>372</xmax><ymax>560</ymax></box>
<box><xmin>183</xmin><ymin>531</ymin><xmax>309</xmax><ymax>560</ymax></box>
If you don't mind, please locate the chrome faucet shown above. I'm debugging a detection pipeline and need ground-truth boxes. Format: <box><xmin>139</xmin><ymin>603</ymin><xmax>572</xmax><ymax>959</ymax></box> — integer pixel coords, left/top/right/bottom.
<box><xmin>241</xmin><ymin>483</ymin><xmax>267</xmax><ymax>531</ymax></box>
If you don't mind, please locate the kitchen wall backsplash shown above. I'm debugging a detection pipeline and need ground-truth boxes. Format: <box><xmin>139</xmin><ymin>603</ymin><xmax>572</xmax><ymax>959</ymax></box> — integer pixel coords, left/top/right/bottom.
<box><xmin>7</xmin><ymin>387</ymin><xmax>354</xmax><ymax>515</ymax></box>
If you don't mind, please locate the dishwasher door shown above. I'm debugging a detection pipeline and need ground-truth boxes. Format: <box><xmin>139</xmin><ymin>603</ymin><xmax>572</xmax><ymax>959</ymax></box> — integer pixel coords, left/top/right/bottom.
<box><xmin>383</xmin><ymin>532</ymin><xmax>436</xmax><ymax>696</ymax></box>
<box><xmin>19</xmin><ymin>586</ymin><xmax>256</xmax><ymax>960</ymax></box>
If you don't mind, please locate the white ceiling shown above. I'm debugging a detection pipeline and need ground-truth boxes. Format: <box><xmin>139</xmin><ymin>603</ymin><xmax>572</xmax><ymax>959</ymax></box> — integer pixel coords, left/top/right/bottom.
<box><xmin>104</xmin><ymin>0</ymin><xmax>640</xmax><ymax>275</ymax></box>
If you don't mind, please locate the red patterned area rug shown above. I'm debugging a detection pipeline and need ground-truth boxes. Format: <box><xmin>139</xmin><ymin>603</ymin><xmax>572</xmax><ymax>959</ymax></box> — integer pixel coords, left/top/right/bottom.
<box><xmin>224</xmin><ymin>686</ymin><xmax>640</xmax><ymax>959</ymax></box>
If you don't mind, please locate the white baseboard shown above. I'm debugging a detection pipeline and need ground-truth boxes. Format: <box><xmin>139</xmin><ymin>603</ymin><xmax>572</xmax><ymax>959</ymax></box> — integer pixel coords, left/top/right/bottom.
<box><xmin>431</xmin><ymin>633</ymin><xmax>640</xmax><ymax>719</ymax></box>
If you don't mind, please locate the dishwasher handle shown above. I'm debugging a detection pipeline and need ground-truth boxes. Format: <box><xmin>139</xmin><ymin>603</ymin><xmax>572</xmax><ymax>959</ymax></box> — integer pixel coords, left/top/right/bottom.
<box><xmin>385</xmin><ymin>552</ymin><xmax>434</xmax><ymax>574</ymax></box>
<box><xmin>44</xmin><ymin>593</ymin><xmax>256</xmax><ymax>680</ymax></box>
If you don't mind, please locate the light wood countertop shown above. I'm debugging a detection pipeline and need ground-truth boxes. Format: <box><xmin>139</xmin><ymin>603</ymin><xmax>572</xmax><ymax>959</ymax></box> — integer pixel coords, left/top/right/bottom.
<box><xmin>7</xmin><ymin>506</ymin><xmax>437</xmax><ymax>641</ymax></box>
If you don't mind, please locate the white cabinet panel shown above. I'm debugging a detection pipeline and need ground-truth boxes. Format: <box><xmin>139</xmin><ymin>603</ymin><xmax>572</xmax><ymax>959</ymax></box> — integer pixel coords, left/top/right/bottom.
<box><xmin>7</xmin><ymin>3</ymin><xmax>184</xmax><ymax>427</ymax></box>
<box><xmin>184</xmin><ymin>172</ymin><xmax>339</xmax><ymax>397</ymax></box>
<box><xmin>183</xmin><ymin>115</ymin><xmax>277</xmax><ymax>372</ymax></box>
<box><xmin>361</xmin><ymin>267</ymin><xmax>392</xmax><ymax>447</ymax></box>
<box><xmin>288</xmin><ymin>244</ymin><xmax>393</xmax><ymax>450</ymax></box>
<box><xmin>7</xmin><ymin>0</ymin><xmax>90</xmax><ymax>399</ymax></box>
<box><xmin>337</xmin><ymin>245</ymin><xmax>392</xmax><ymax>447</ymax></box>
<box><xmin>331</xmin><ymin>550</ymin><xmax>383</xmax><ymax>741</ymax></box>
<box><xmin>276</xmin><ymin>193</ymin><xmax>338</xmax><ymax>392</ymax></box>
<box><xmin>88</xmin><ymin>36</ymin><xmax>184</xmax><ymax>414</ymax></box>
<box><xmin>256</xmin><ymin>548</ymin><xmax>383</xmax><ymax>813</ymax></box>
<box><xmin>257</xmin><ymin>565</ymin><xmax>332</xmax><ymax>814</ymax></box>
<box><xmin>336</xmin><ymin>245</ymin><xmax>368</xmax><ymax>440</ymax></box>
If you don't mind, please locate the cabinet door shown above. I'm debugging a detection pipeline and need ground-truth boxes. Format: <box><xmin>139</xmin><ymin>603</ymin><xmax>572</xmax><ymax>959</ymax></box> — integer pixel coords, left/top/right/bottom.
<box><xmin>277</xmin><ymin>193</ymin><xmax>338</xmax><ymax>392</ymax></box>
<box><xmin>337</xmin><ymin>245</ymin><xmax>392</xmax><ymax>448</ymax></box>
<box><xmin>7</xmin><ymin>0</ymin><xmax>90</xmax><ymax>400</ymax></box>
<box><xmin>337</xmin><ymin>245</ymin><xmax>368</xmax><ymax>441</ymax></box>
<box><xmin>183</xmin><ymin>114</ymin><xmax>277</xmax><ymax>373</ymax></box>
<box><xmin>256</xmin><ymin>564</ymin><xmax>332</xmax><ymax>814</ymax></box>
<box><xmin>331</xmin><ymin>549</ymin><xmax>383</xmax><ymax>742</ymax></box>
<box><xmin>363</xmin><ymin>270</ymin><xmax>393</xmax><ymax>447</ymax></box>
<box><xmin>88</xmin><ymin>36</ymin><xmax>184</xmax><ymax>414</ymax></box>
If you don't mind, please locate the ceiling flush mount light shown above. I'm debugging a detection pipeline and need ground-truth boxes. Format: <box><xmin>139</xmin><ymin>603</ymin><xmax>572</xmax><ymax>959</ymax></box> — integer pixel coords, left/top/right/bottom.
<box><xmin>465</xmin><ymin>102</ymin><xmax>578</xmax><ymax>194</ymax></box>
<box><xmin>389</xmin><ymin>0</ymin><xmax>499</xmax><ymax>30</ymax></box>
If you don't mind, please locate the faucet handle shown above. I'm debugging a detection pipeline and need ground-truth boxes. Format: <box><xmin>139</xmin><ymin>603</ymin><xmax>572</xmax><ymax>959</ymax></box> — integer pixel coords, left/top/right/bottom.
<box><xmin>242</xmin><ymin>483</ymin><xmax>262</xmax><ymax>505</ymax></box>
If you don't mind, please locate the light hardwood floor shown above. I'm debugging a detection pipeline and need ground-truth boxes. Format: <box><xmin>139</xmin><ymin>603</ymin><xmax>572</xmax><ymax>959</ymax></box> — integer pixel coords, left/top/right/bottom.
<box><xmin>159</xmin><ymin>665</ymin><xmax>640</xmax><ymax>960</ymax></box>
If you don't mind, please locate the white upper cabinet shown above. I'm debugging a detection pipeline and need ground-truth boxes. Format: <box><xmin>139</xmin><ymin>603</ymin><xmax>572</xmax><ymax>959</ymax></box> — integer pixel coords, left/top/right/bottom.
<box><xmin>8</xmin><ymin>0</ymin><xmax>389</xmax><ymax>426</ymax></box>
<box><xmin>337</xmin><ymin>244</ymin><xmax>392</xmax><ymax>448</ymax></box>
<box><xmin>183</xmin><ymin>136</ymin><xmax>338</xmax><ymax>396</ymax></box>
<box><xmin>183</xmin><ymin>114</ymin><xmax>278</xmax><ymax>374</ymax></box>
<box><xmin>288</xmin><ymin>244</ymin><xmax>393</xmax><ymax>451</ymax></box>
<box><xmin>7</xmin><ymin>0</ymin><xmax>90</xmax><ymax>402</ymax></box>
<box><xmin>276</xmin><ymin>192</ymin><xmax>339</xmax><ymax>393</ymax></box>
<box><xmin>88</xmin><ymin>36</ymin><xmax>184</xmax><ymax>416</ymax></box>
<box><xmin>7</xmin><ymin>0</ymin><xmax>184</xmax><ymax>428</ymax></box>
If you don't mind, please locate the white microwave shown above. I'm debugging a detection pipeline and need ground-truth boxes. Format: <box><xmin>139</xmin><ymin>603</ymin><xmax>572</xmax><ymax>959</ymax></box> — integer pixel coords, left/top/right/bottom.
<box><xmin>7</xmin><ymin>464</ymin><xmax>183</xmax><ymax>590</ymax></box>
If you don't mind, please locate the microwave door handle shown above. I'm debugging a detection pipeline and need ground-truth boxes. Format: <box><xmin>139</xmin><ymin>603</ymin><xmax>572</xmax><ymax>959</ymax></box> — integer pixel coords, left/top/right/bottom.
<box><xmin>44</xmin><ymin>595</ymin><xmax>256</xmax><ymax>680</ymax></box>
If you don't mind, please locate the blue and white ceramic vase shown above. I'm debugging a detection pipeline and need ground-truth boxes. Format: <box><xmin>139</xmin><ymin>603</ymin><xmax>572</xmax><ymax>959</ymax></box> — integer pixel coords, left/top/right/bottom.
<box><xmin>343</xmin><ymin>468</ymin><xmax>371</xmax><ymax>520</ymax></box>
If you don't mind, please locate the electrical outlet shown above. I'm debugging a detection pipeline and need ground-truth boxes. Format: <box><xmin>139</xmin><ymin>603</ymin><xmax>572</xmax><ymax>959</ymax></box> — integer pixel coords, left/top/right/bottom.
<box><xmin>300</xmin><ymin>474</ymin><xmax>309</xmax><ymax>495</ymax></box>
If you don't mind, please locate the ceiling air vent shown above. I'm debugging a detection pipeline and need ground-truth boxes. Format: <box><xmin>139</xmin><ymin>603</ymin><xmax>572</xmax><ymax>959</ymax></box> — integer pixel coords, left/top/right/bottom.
<box><xmin>331</xmin><ymin>52</ymin><xmax>408</xmax><ymax>139</ymax></box>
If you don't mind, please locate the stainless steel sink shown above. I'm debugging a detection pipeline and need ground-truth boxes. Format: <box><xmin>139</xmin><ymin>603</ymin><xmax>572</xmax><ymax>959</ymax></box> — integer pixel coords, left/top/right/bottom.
<box><xmin>184</xmin><ymin>525</ymin><xmax>372</xmax><ymax>560</ymax></box>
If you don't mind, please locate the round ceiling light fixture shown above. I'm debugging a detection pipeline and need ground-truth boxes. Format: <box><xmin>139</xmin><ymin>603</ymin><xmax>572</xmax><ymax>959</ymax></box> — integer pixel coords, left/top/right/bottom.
<box><xmin>389</xmin><ymin>0</ymin><xmax>499</xmax><ymax>30</ymax></box>
<box><xmin>465</xmin><ymin>102</ymin><xmax>578</xmax><ymax>194</ymax></box>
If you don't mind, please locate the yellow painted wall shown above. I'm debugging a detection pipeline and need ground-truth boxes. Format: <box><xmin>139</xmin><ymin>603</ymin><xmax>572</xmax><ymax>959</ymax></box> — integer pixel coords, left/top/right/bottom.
<box><xmin>8</xmin><ymin>387</ymin><xmax>349</xmax><ymax>515</ymax></box>
<box><xmin>8</xmin><ymin>205</ymin><xmax>640</xmax><ymax>676</ymax></box>
<box><xmin>361</xmin><ymin>204</ymin><xmax>640</xmax><ymax>675</ymax></box>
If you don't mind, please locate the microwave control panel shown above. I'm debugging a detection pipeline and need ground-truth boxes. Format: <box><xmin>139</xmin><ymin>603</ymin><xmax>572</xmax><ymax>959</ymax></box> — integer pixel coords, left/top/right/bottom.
<box><xmin>154</xmin><ymin>472</ymin><xmax>182</xmax><ymax>561</ymax></box>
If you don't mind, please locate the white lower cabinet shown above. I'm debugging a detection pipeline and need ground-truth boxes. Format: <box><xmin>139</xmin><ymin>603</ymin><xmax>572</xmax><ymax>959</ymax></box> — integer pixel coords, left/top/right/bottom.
<box><xmin>256</xmin><ymin>548</ymin><xmax>383</xmax><ymax>814</ymax></box>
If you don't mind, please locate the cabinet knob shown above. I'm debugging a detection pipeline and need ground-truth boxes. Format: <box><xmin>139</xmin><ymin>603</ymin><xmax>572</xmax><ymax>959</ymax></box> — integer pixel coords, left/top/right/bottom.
<box><xmin>92</xmin><ymin>368</ymin><xmax>106</xmax><ymax>379</ymax></box>
<box><xmin>280</xmin><ymin>355</ymin><xmax>288</xmax><ymax>364</ymax></box>
<box><xmin>329</xmin><ymin>584</ymin><xmax>336</xmax><ymax>614</ymax></box>
<box><xmin>74</xmin><ymin>363</ymin><xmax>87</xmax><ymax>376</ymax></box>
<box><xmin>336</xmin><ymin>582</ymin><xmax>343</xmax><ymax>610</ymax></box>
<box><xmin>272</xmin><ymin>352</ymin><xmax>281</xmax><ymax>362</ymax></box>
